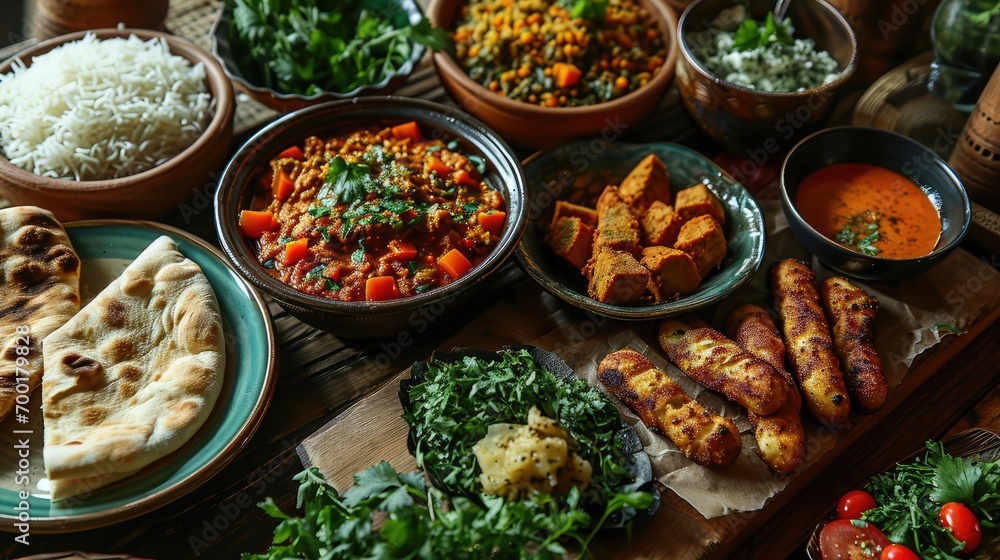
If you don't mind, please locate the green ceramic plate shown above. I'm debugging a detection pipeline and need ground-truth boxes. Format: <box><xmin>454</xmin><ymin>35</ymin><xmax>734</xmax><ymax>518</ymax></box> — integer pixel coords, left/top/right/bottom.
<box><xmin>515</xmin><ymin>141</ymin><xmax>766</xmax><ymax>319</ymax></box>
<box><xmin>0</xmin><ymin>221</ymin><xmax>276</xmax><ymax>533</ymax></box>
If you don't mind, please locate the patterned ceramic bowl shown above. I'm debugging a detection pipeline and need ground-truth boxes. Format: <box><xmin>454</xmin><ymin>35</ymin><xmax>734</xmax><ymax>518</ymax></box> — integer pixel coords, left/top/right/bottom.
<box><xmin>515</xmin><ymin>141</ymin><xmax>766</xmax><ymax>319</ymax></box>
<box><xmin>676</xmin><ymin>0</ymin><xmax>857</xmax><ymax>156</ymax></box>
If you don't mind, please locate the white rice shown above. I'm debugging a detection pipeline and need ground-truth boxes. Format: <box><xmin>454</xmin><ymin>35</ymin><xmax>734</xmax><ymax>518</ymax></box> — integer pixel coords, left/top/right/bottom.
<box><xmin>0</xmin><ymin>33</ymin><xmax>214</xmax><ymax>181</ymax></box>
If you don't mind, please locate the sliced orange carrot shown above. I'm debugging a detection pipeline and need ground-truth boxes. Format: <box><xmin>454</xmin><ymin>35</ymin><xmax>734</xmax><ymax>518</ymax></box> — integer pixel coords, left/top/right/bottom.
<box><xmin>388</xmin><ymin>240</ymin><xmax>418</xmax><ymax>261</ymax></box>
<box><xmin>426</xmin><ymin>156</ymin><xmax>451</xmax><ymax>176</ymax></box>
<box><xmin>439</xmin><ymin>248</ymin><xmax>472</xmax><ymax>279</ymax></box>
<box><xmin>391</xmin><ymin>121</ymin><xmax>423</xmax><ymax>142</ymax></box>
<box><xmin>239</xmin><ymin>210</ymin><xmax>275</xmax><ymax>238</ymax></box>
<box><xmin>552</xmin><ymin>62</ymin><xmax>582</xmax><ymax>88</ymax></box>
<box><xmin>278</xmin><ymin>146</ymin><xmax>304</xmax><ymax>160</ymax></box>
<box><xmin>270</xmin><ymin>212</ymin><xmax>279</xmax><ymax>231</ymax></box>
<box><xmin>282</xmin><ymin>238</ymin><xmax>309</xmax><ymax>266</ymax></box>
<box><xmin>454</xmin><ymin>170</ymin><xmax>480</xmax><ymax>187</ymax></box>
<box><xmin>274</xmin><ymin>169</ymin><xmax>294</xmax><ymax>202</ymax></box>
<box><xmin>477</xmin><ymin>210</ymin><xmax>506</xmax><ymax>234</ymax></box>
<box><xmin>366</xmin><ymin>276</ymin><xmax>401</xmax><ymax>301</ymax></box>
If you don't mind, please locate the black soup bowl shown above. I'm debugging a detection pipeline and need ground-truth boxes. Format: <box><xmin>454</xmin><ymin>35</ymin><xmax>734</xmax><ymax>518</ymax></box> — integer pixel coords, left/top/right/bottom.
<box><xmin>780</xmin><ymin>126</ymin><xmax>971</xmax><ymax>282</ymax></box>
<box><xmin>215</xmin><ymin>97</ymin><xmax>527</xmax><ymax>338</ymax></box>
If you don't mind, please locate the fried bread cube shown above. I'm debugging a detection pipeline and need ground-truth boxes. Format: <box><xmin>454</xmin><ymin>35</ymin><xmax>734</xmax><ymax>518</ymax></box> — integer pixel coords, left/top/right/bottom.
<box><xmin>596</xmin><ymin>185</ymin><xmax>630</xmax><ymax>219</ymax></box>
<box><xmin>619</xmin><ymin>154</ymin><xmax>671</xmax><ymax>210</ymax></box>
<box><xmin>675</xmin><ymin>183</ymin><xmax>726</xmax><ymax>225</ymax></box>
<box><xmin>585</xmin><ymin>249</ymin><xmax>650</xmax><ymax>304</ymax></box>
<box><xmin>594</xmin><ymin>201</ymin><xmax>641</xmax><ymax>255</ymax></box>
<box><xmin>640</xmin><ymin>201</ymin><xmax>683</xmax><ymax>247</ymax></box>
<box><xmin>550</xmin><ymin>200</ymin><xmax>598</xmax><ymax>229</ymax></box>
<box><xmin>673</xmin><ymin>215</ymin><xmax>726</xmax><ymax>278</ymax></box>
<box><xmin>641</xmin><ymin>246</ymin><xmax>702</xmax><ymax>299</ymax></box>
<box><xmin>546</xmin><ymin>216</ymin><xmax>594</xmax><ymax>270</ymax></box>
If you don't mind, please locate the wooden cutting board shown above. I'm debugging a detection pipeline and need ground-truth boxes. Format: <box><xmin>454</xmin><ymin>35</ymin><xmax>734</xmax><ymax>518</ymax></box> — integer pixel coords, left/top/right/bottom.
<box><xmin>296</xmin><ymin>273</ymin><xmax>1000</xmax><ymax>559</ymax></box>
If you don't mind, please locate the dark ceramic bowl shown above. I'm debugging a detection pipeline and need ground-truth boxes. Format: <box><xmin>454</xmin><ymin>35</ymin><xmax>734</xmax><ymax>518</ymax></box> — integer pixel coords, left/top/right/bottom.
<box><xmin>676</xmin><ymin>0</ymin><xmax>857</xmax><ymax>155</ymax></box>
<box><xmin>427</xmin><ymin>0</ymin><xmax>678</xmax><ymax>150</ymax></box>
<box><xmin>516</xmin><ymin>141</ymin><xmax>766</xmax><ymax>319</ymax></box>
<box><xmin>781</xmin><ymin>126</ymin><xmax>971</xmax><ymax>281</ymax></box>
<box><xmin>399</xmin><ymin>345</ymin><xmax>659</xmax><ymax>527</ymax></box>
<box><xmin>215</xmin><ymin>97</ymin><xmax>527</xmax><ymax>338</ymax></box>
<box><xmin>210</xmin><ymin>0</ymin><xmax>426</xmax><ymax>113</ymax></box>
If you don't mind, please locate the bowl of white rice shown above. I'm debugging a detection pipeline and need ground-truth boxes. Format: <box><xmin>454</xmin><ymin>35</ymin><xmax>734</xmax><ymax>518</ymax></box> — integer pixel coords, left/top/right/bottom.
<box><xmin>0</xmin><ymin>28</ymin><xmax>234</xmax><ymax>221</ymax></box>
<box><xmin>675</xmin><ymin>0</ymin><xmax>856</xmax><ymax>156</ymax></box>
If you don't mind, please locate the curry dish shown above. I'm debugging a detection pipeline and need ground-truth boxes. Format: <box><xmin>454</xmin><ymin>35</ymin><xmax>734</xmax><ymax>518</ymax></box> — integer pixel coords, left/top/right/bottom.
<box><xmin>239</xmin><ymin>122</ymin><xmax>506</xmax><ymax>301</ymax></box>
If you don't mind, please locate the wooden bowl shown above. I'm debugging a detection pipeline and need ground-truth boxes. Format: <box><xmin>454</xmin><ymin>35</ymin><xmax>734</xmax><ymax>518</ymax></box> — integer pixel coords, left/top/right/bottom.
<box><xmin>676</xmin><ymin>0</ymin><xmax>857</xmax><ymax>156</ymax></box>
<box><xmin>0</xmin><ymin>29</ymin><xmax>234</xmax><ymax>222</ymax></box>
<box><xmin>427</xmin><ymin>0</ymin><xmax>678</xmax><ymax>150</ymax></box>
<box><xmin>33</xmin><ymin>0</ymin><xmax>169</xmax><ymax>40</ymax></box>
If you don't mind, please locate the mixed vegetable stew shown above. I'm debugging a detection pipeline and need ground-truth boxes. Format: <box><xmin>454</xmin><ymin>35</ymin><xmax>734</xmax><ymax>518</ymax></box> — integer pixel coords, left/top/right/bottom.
<box><xmin>239</xmin><ymin>122</ymin><xmax>506</xmax><ymax>301</ymax></box>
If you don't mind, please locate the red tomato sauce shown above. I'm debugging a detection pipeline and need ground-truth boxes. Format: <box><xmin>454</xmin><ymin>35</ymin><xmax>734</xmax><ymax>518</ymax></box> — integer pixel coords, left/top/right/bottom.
<box><xmin>795</xmin><ymin>163</ymin><xmax>941</xmax><ymax>259</ymax></box>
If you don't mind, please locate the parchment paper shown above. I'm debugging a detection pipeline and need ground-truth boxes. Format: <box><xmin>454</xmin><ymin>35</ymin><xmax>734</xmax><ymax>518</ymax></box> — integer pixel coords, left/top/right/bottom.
<box><xmin>519</xmin><ymin>199</ymin><xmax>1000</xmax><ymax>518</ymax></box>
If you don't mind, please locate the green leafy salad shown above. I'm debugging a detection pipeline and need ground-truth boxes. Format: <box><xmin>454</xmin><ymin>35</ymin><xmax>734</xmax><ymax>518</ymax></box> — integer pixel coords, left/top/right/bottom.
<box><xmin>402</xmin><ymin>349</ymin><xmax>654</xmax><ymax>526</ymax></box>
<box><xmin>862</xmin><ymin>441</ymin><xmax>1000</xmax><ymax>558</ymax></box>
<box><xmin>244</xmin><ymin>348</ymin><xmax>655</xmax><ymax>559</ymax></box>
<box><xmin>227</xmin><ymin>0</ymin><xmax>451</xmax><ymax>96</ymax></box>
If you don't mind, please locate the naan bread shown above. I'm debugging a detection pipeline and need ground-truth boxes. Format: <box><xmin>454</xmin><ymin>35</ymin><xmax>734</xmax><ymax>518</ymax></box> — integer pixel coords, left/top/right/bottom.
<box><xmin>0</xmin><ymin>206</ymin><xmax>80</xmax><ymax>421</ymax></box>
<box><xmin>42</xmin><ymin>236</ymin><xmax>225</xmax><ymax>501</ymax></box>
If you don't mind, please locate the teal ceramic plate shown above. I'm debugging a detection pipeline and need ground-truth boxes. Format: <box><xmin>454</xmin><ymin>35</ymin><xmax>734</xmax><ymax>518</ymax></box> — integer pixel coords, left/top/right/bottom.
<box><xmin>515</xmin><ymin>142</ymin><xmax>766</xmax><ymax>319</ymax></box>
<box><xmin>0</xmin><ymin>221</ymin><xmax>276</xmax><ymax>533</ymax></box>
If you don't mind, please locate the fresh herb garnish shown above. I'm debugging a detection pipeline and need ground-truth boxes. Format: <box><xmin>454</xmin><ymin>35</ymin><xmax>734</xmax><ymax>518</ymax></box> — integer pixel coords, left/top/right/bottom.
<box><xmin>324</xmin><ymin>156</ymin><xmax>372</xmax><ymax>206</ymax></box>
<box><xmin>415</xmin><ymin>283</ymin><xmax>431</xmax><ymax>293</ymax></box>
<box><xmin>263</xmin><ymin>259</ymin><xmax>275</xmax><ymax>269</ymax></box>
<box><xmin>325</xmin><ymin>278</ymin><xmax>340</xmax><ymax>291</ymax></box>
<box><xmin>863</xmin><ymin>441</ymin><xmax>1000</xmax><ymax>557</ymax></box>
<box><xmin>407</xmin><ymin>260</ymin><xmax>418</xmax><ymax>275</ymax></box>
<box><xmin>835</xmin><ymin>210</ymin><xmax>881</xmax><ymax>256</ymax></box>
<box><xmin>243</xmin><ymin>462</ymin><xmax>650</xmax><ymax>560</ymax></box>
<box><xmin>305</xmin><ymin>264</ymin><xmax>326</xmax><ymax>279</ymax></box>
<box><xmin>732</xmin><ymin>11</ymin><xmax>794</xmax><ymax>51</ymax></box>
<box><xmin>228</xmin><ymin>0</ymin><xmax>452</xmax><ymax>96</ymax></box>
<box><xmin>570</xmin><ymin>0</ymin><xmax>609</xmax><ymax>22</ymax></box>
<box><xmin>404</xmin><ymin>350</ymin><xmax>651</xmax><ymax>533</ymax></box>
<box><xmin>316</xmin><ymin>226</ymin><xmax>331</xmax><ymax>243</ymax></box>
<box><xmin>308</xmin><ymin>205</ymin><xmax>332</xmax><ymax>218</ymax></box>
<box><xmin>461</xmin><ymin>201</ymin><xmax>481</xmax><ymax>219</ymax></box>
<box><xmin>278</xmin><ymin>236</ymin><xmax>294</xmax><ymax>244</ymax></box>
<box><xmin>425</xmin><ymin>145</ymin><xmax>442</xmax><ymax>154</ymax></box>
<box><xmin>466</xmin><ymin>154</ymin><xmax>487</xmax><ymax>176</ymax></box>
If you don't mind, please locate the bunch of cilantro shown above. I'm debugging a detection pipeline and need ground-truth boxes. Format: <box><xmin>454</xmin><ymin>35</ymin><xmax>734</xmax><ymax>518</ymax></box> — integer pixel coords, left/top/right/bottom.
<box><xmin>227</xmin><ymin>0</ymin><xmax>450</xmax><ymax>96</ymax></box>
<box><xmin>862</xmin><ymin>441</ymin><xmax>1000</xmax><ymax>558</ymax></box>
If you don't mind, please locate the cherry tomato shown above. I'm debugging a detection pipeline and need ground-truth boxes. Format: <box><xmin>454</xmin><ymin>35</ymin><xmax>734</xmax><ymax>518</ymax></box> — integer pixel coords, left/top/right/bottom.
<box><xmin>940</xmin><ymin>502</ymin><xmax>981</xmax><ymax>553</ymax></box>
<box><xmin>838</xmin><ymin>490</ymin><xmax>878</xmax><ymax>520</ymax></box>
<box><xmin>820</xmin><ymin>519</ymin><xmax>890</xmax><ymax>560</ymax></box>
<box><xmin>880</xmin><ymin>544</ymin><xmax>920</xmax><ymax>560</ymax></box>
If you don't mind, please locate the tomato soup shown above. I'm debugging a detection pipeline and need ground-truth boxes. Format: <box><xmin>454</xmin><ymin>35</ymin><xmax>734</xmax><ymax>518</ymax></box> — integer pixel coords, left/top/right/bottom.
<box><xmin>795</xmin><ymin>163</ymin><xmax>941</xmax><ymax>259</ymax></box>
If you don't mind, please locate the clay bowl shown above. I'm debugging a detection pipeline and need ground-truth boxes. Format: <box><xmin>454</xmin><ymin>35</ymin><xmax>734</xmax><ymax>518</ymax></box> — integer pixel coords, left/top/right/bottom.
<box><xmin>676</xmin><ymin>0</ymin><xmax>857</xmax><ymax>156</ymax></box>
<box><xmin>0</xmin><ymin>28</ymin><xmax>234</xmax><ymax>222</ymax></box>
<box><xmin>427</xmin><ymin>0</ymin><xmax>679</xmax><ymax>150</ymax></box>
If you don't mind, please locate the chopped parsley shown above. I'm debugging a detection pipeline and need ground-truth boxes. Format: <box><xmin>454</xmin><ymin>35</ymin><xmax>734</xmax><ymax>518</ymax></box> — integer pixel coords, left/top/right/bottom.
<box><xmin>407</xmin><ymin>261</ymin><xmax>418</xmax><ymax>275</ymax></box>
<box><xmin>308</xmin><ymin>205</ymin><xmax>332</xmax><ymax>218</ymax></box>
<box><xmin>836</xmin><ymin>210</ymin><xmax>881</xmax><ymax>256</ymax></box>
<box><xmin>263</xmin><ymin>259</ymin><xmax>275</xmax><ymax>269</ymax></box>
<box><xmin>733</xmin><ymin>11</ymin><xmax>793</xmax><ymax>51</ymax></box>
<box><xmin>278</xmin><ymin>236</ymin><xmax>294</xmax><ymax>244</ymax></box>
<box><xmin>325</xmin><ymin>278</ymin><xmax>341</xmax><ymax>291</ymax></box>
<box><xmin>305</xmin><ymin>264</ymin><xmax>326</xmax><ymax>279</ymax></box>
<box><xmin>316</xmin><ymin>227</ymin><xmax>331</xmax><ymax>243</ymax></box>
<box><xmin>466</xmin><ymin>154</ymin><xmax>487</xmax><ymax>175</ymax></box>
<box><xmin>415</xmin><ymin>283</ymin><xmax>430</xmax><ymax>293</ymax></box>
<box><xmin>324</xmin><ymin>156</ymin><xmax>372</xmax><ymax>206</ymax></box>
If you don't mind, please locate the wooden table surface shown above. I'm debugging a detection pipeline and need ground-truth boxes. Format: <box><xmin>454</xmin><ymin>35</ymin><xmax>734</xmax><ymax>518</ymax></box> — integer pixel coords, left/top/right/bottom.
<box><xmin>6</xmin><ymin>1</ymin><xmax>1000</xmax><ymax>559</ymax></box>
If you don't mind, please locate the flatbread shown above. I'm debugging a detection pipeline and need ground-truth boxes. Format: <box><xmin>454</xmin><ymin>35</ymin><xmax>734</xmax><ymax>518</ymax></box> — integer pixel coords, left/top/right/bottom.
<box><xmin>41</xmin><ymin>236</ymin><xmax>225</xmax><ymax>501</ymax></box>
<box><xmin>0</xmin><ymin>206</ymin><xmax>81</xmax><ymax>421</ymax></box>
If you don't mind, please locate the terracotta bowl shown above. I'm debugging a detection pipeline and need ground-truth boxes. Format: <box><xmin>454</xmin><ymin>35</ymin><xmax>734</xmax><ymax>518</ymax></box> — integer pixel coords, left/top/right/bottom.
<box><xmin>214</xmin><ymin>97</ymin><xmax>528</xmax><ymax>338</ymax></box>
<box><xmin>210</xmin><ymin>0</ymin><xmax>427</xmax><ymax>114</ymax></box>
<box><xmin>676</xmin><ymin>0</ymin><xmax>857</xmax><ymax>156</ymax></box>
<box><xmin>427</xmin><ymin>0</ymin><xmax>678</xmax><ymax>150</ymax></box>
<box><xmin>0</xmin><ymin>29</ymin><xmax>234</xmax><ymax>222</ymax></box>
